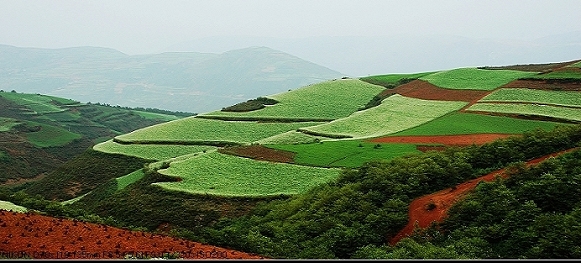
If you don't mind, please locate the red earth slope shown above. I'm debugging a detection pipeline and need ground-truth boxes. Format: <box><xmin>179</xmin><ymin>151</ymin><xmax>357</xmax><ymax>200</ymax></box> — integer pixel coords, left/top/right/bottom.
<box><xmin>0</xmin><ymin>211</ymin><xmax>266</xmax><ymax>259</ymax></box>
<box><xmin>389</xmin><ymin>148</ymin><xmax>578</xmax><ymax>246</ymax></box>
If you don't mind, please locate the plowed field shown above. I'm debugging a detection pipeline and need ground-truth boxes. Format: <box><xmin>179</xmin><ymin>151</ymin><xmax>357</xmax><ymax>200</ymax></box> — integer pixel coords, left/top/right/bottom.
<box><xmin>0</xmin><ymin>211</ymin><xmax>265</xmax><ymax>259</ymax></box>
<box><xmin>368</xmin><ymin>134</ymin><xmax>514</xmax><ymax>146</ymax></box>
<box><xmin>381</xmin><ymin>80</ymin><xmax>491</xmax><ymax>103</ymax></box>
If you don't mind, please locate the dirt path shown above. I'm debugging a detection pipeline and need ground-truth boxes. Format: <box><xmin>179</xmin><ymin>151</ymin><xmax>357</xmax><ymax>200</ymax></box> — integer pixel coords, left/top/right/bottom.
<box><xmin>388</xmin><ymin>148</ymin><xmax>578</xmax><ymax>246</ymax></box>
<box><xmin>0</xmin><ymin>211</ymin><xmax>266</xmax><ymax>259</ymax></box>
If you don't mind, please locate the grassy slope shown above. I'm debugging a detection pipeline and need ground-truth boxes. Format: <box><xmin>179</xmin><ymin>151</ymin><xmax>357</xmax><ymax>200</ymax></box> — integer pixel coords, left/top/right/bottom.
<box><xmin>94</xmin><ymin>139</ymin><xmax>216</xmax><ymax>161</ymax></box>
<box><xmin>198</xmin><ymin>79</ymin><xmax>385</xmax><ymax>120</ymax></box>
<box><xmin>299</xmin><ymin>95</ymin><xmax>466</xmax><ymax>139</ymax></box>
<box><xmin>479</xmin><ymin>88</ymin><xmax>581</xmax><ymax>108</ymax></box>
<box><xmin>114</xmin><ymin>117</ymin><xmax>324</xmax><ymax>144</ymax></box>
<box><xmin>155</xmin><ymin>151</ymin><xmax>341</xmax><ymax>197</ymax></box>
<box><xmin>390</xmin><ymin>112</ymin><xmax>567</xmax><ymax>136</ymax></box>
<box><xmin>267</xmin><ymin>140</ymin><xmax>420</xmax><ymax>168</ymax></box>
<box><xmin>419</xmin><ymin>68</ymin><xmax>537</xmax><ymax>90</ymax></box>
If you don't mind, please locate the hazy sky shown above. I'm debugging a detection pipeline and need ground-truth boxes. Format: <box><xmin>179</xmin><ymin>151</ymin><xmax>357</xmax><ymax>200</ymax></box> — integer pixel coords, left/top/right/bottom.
<box><xmin>2</xmin><ymin>0</ymin><xmax>581</xmax><ymax>55</ymax></box>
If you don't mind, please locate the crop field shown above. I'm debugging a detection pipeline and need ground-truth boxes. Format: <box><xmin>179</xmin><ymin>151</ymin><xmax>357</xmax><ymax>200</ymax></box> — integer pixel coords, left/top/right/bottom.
<box><xmin>467</xmin><ymin>103</ymin><xmax>581</xmax><ymax>122</ymax></box>
<box><xmin>299</xmin><ymin>95</ymin><xmax>466</xmax><ymax>139</ymax></box>
<box><xmin>133</xmin><ymin>110</ymin><xmax>181</xmax><ymax>122</ymax></box>
<box><xmin>114</xmin><ymin>117</ymin><xmax>324</xmax><ymax>144</ymax></box>
<box><xmin>198</xmin><ymin>79</ymin><xmax>385</xmax><ymax>120</ymax></box>
<box><xmin>0</xmin><ymin>117</ymin><xmax>19</xmax><ymax>132</ymax></box>
<box><xmin>359</xmin><ymin>71</ymin><xmax>436</xmax><ymax>86</ymax></box>
<box><xmin>116</xmin><ymin>169</ymin><xmax>145</xmax><ymax>190</ymax></box>
<box><xmin>256</xmin><ymin>130</ymin><xmax>328</xmax><ymax>145</ymax></box>
<box><xmin>155</xmin><ymin>151</ymin><xmax>341</xmax><ymax>197</ymax></box>
<box><xmin>570</xmin><ymin>61</ymin><xmax>581</xmax><ymax>67</ymax></box>
<box><xmin>526</xmin><ymin>68</ymin><xmax>581</xmax><ymax>79</ymax></box>
<box><xmin>479</xmin><ymin>88</ymin><xmax>581</xmax><ymax>107</ymax></box>
<box><xmin>390</xmin><ymin>112</ymin><xmax>565</xmax><ymax>136</ymax></box>
<box><xmin>0</xmin><ymin>92</ymin><xmax>77</xmax><ymax>114</ymax></box>
<box><xmin>0</xmin><ymin>200</ymin><xmax>28</xmax><ymax>212</ymax></box>
<box><xmin>40</xmin><ymin>111</ymin><xmax>82</xmax><ymax>122</ymax></box>
<box><xmin>93</xmin><ymin>139</ymin><xmax>217</xmax><ymax>160</ymax></box>
<box><xmin>419</xmin><ymin>68</ymin><xmax>537</xmax><ymax>90</ymax></box>
<box><xmin>24</xmin><ymin>121</ymin><xmax>82</xmax><ymax>147</ymax></box>
<box><xmin>267</xmin><ymin>140</ymin><xmax>420</xmax><ymax>168</ymax></box>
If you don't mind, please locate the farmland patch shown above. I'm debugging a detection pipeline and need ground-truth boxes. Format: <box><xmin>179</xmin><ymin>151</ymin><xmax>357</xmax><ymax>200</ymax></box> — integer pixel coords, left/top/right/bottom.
<box><xmin>391</xmin><ymin>112</ymin><xmax>564</xmax><ymax>136</ymax></box>
<box><xmin>501</xmin><ymin>79</ymin><xmax>581</xmax><ymax>91</ymax></box>
<box><xmin>197</xmin><ymin>79</ymin><xmax>385</xmax><ymax>121</ymax></box>
<box><xmin>267</xmin><ymin>140</ymin><xmax>420</xmax><ymax>168</ymax></box>
<box><xmin>94</xmin><ymin>139</ymin><xmax>216</xmax><ymax>161</ymax></box>
<box><xmin>368</xmin><ymin>134</ymin><xmax>515</xmax><ymax>146</ymax></box>
<box><xmin>0</xmin><ymin>201</ymin><xmax>27</xmax><ymax>212</ymax></box>
<box><xmin>155</xmin><ymin>151</ymin><xmax>341</xmax><ymax>197</ymax></box>
<box><xmin>466</xmin><ymin>103</ymin><xmax>581</xmax><ymax>122</ymax></box>
<box><xmin>114</xmin><ymin>117</ymin><xmax>324</xmax><ymax>145</ymax></box>
<box><xmin>381</xmin><ymin>79</ymin><xmax>490</xmax><ymax>102</ymax></box>
<box><xmin>298</xmin><ymin>95</ymin><xmax>466</xmax><ymax>139</ymax></box>
<box><xmin>419</xmin><ymin>68</ymin><xmax>537</xmax><ymax>90</ymax></box>
<box><xmin>479</xmin><ymin>88</ymin><xmax>581</xmax><ymax>108</ymax></box>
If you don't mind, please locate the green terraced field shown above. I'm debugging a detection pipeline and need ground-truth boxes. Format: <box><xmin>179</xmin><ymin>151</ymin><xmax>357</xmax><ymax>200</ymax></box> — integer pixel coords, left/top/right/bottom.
<box><xmin>267</xmin><ymin>140</ymin><xmax>420</xmax><ymax>168</ymax></box>
<box><xmin>467</xmin><ymin>103</ymin><xmax>581</xmax><ymax>122</ymax></box>
<box><xmin>0</xmin><ymin>200</ymin><xmax>28</xmax><ymax>212</ymax></box>
<box><xmin>155</xmin><ymin>151</ymin><xmax>341</xmax><ymax>197</ymax></box>
<box><xmin>116</xmin><ymin>169</ymin><xmax>146</xmax><ymax>190</ymax></box>
<box><xmin>93</xmin><ymin>139</ymin><xmax>217</xmax><ymax>160</ymax></box>
<box><xmin>526</xmin><ymin>68</ymin><xmax>581</xmax><ymax>79</ymax></box>
<box><xmin>24</xmin><ymin>121</ymin><xmax>82</xmax><ymax>147</ymax></box>
<box><xmin>0</xmin><ymin>117</ymin><xmax>19</xmax><ymax>132</ymax></box>
<box><xmin>0</xmin><ymin>92</ymin><xmax>78</xmax><ymax>114</ymax></box>
<box><xmin>390</xmin><ymin>112</ymin><xmax>565</xmax><ymax>136</ymax></box>
<box><xmin>256</xmin><ymin>131</ymin><xmax>327</xmax><ymax>145</ymax></box>
<box><xmin>419</xmin><ymin>68</ymin><xmax>537</xmax><ymax>90</ymax></box>
<box><xmin>114</xmin><ymin>117</ymin><xmax>324</xmax><ymax>144</ymax></box>
<box><xmin>299</xmin><ymin>95</ymin><xmax>466</xmax><ymax>139</ymax></box>
<box><xmin>198</xmin><ymin>79</ymin><xmax>385</xmax><ymax>120</ymax></box>
<box><xmin>479</xmin><ymin>88</ymin><xmax>581</xmax><ymax>108</ymax></box>
<box><xmin>359</xmin><ymin>71</ymin><xmax>436</xmax><ymax>86</ymax></box>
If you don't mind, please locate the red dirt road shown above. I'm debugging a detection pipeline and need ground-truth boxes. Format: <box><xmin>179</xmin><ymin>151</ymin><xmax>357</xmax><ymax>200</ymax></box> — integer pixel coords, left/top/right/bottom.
<box><xmin>0</xmin><ymin>211</ymin><xmax>265</xmax><ymax>259</ymax></box>
<box><xmin>388</xmin><ymin>148</ymin><xmax>578</xmax><ymax>246</ymax></box>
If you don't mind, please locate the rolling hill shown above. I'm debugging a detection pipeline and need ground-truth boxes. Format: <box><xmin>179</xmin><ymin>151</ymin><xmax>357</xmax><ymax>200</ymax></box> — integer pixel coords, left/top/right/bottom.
<box><xmin>1</xmin><ymin>58</ymin><xmax>581</xmax><ymax>259</ymax></box>
<box><xmin>0</xmin><ymin>91</ymin><xmax>190</xmax><ymax>186</ymax></box>
<box><xmin>0</xmin><ymin>44</ymin><xmax>344</xmax><ymax>113</ymax></box>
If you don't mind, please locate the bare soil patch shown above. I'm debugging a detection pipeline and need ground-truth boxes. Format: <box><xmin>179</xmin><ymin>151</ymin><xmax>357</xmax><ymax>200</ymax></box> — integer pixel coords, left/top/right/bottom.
<box><xmin>501</xmin><ymin>79</ymin><xmax>581</xmax><ymax>91</ymax></box>
<box><xmin>0</xmin><ymin>211</ymin><xmax>266</xmax><ymax>259</ymax></box>
<box><xmin>478</xmin><ymin>60</ymin><xmax>581</xmax><ymax>72</ymax></box>
<box><xmin>381</xmin><ymin>80</ymin><xmax>491</xmax><ymax>103</ymax></box>
<box><xmin>388</xmin><ymin>148</ymin><xmax>578</xmax><ymax>246</ymax></box>
<box><xmin>368</xmin><ymin>134</ymin><xmax>515</xmax><ymax>147</ymax></box>
<box><xmin>219</xmin><ymin>144</ymin><xmax>295</xmax><ymax>163</ymax></box>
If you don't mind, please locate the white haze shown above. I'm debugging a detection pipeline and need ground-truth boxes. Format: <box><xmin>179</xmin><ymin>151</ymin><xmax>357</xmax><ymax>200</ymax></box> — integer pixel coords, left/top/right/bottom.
<box><xmin>1</xmin><ymin>0</ymin><xmax>581</xmax><ymax>76</ymax></box>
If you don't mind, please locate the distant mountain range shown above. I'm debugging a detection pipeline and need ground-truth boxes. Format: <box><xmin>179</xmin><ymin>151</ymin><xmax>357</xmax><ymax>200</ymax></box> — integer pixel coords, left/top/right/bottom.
<box><xmin>0</xmin><ymin>45</ymin><xmax>344</xmax><ymax>113</ymax></box>
<box><xmin>164</xmin><ymin>31</ymin><xmax>581</xmax><ymax>76</ymax></box>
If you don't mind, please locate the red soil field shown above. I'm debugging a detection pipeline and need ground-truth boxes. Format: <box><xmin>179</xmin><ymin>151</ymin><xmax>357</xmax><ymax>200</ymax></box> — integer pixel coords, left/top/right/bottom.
<box><xmin>388</xmin><ymin>148</ymin><xmax>578</xmax><ymax>246</ymax></box>
<box><xmin>368</xmin><ymin>134</ymin><xmax>515</xmax><ymax>147</ymax></box>
<box><xmin>501</xmin><ymin>79</ymin><xmax>581</xmax><ymax>91</ymax></box>
<box><xmin>0</xmin><ymin>211</ymin><xmax>266</xmax><ymax>259</ymax></box>
<box><xmin>381</xmin><ymin>80</ymin><xmax>491</xmax><ymax>103</ymax></box>
<box><xmin>219</xmin><ymin>144</ymin><xmax>295</xmax><ymax>163</ymax></box>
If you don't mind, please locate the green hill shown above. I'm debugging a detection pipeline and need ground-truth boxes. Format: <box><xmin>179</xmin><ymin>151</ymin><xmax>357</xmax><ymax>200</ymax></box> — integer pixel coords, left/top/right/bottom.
<box><xmin>1</xmin><ymin>58</ymin><xmax>581</xmax><ymax>260</ymax></box>
<box><xmin>0</xmin><ymin>90</ymin><xmax>191</xmax><ymax>185</ymax></box>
